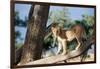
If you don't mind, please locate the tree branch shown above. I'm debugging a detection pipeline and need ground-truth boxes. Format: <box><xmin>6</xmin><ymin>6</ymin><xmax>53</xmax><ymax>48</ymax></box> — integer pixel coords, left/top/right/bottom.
<box><xmin>18</xmin><ymin>36</ymin><xmax>95</xmax><ymax>66</ymax></box>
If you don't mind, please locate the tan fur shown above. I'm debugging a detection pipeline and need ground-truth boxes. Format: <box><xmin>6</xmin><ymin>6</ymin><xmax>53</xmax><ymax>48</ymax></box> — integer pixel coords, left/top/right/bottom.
<box><xmin>51</xmin><ymin>23</ymin><xmax>85</xmax><ymax>55</ymax></box>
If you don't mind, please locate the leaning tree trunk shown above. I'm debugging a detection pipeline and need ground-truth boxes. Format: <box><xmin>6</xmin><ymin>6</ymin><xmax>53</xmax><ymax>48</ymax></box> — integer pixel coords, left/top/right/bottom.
<box><xmin>18</xmin><ymin>5</ymin><xmax>50</xmax><ymax>65</ymax></box>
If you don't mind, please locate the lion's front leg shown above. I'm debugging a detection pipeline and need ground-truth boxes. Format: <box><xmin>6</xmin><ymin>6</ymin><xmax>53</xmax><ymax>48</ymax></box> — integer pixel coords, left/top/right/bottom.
<box><xmin>56</xmin><ymin>41</ymin><xmax>62</xmax><ymax>55</ymax></box>
<box><xmin>61</xmin><ymin>40</ymin><xmax>67</xmax><ymax>55</ymax></box>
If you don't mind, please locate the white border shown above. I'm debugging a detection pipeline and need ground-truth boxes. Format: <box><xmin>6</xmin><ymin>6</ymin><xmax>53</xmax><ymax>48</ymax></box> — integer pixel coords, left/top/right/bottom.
<box><xmin>0</xmin><ymin>0</ymin><xmax>100</xmax><ymax>69</ymax></box>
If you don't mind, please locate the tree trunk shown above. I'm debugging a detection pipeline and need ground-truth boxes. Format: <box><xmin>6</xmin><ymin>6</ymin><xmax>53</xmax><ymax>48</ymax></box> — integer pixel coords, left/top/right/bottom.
<box><xmin>18</xmin><ymin>5</ymin><xmax>50</xmax><ymax>65</ymax></box>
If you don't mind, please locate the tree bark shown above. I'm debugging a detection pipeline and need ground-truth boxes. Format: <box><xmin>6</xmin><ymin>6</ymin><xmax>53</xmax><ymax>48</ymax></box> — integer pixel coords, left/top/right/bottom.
<box><xmin>18</xmin><ymin>5</ymin><xmax>50</xmax><ymax>65</ymax></box>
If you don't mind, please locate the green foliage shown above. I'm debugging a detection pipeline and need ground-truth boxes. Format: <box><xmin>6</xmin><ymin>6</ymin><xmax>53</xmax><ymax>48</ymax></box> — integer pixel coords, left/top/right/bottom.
<box><xmin>14</xmin><ymin>11</ymin><xmax>28</xmax><ymax>47</ymax></box>
<box><xmin>15</xmin><ymin>42</ymin><xmax>23</xmax><ymax>50</ymax></box>
<box><xmin>48</xmin><ymin>7</ymin><xmax>71</xmax><ymax>28</ymax></box>
<box><xmin>67</xmin><ymin>39</ymin><xmax>77</xmax><ymax>51</ymax></box>
<box><xmin>15</xmin><ymin>31</ymin><xmax>21</xmax><ymax>43</ymax></box>
<box><xmin>82</xmin><ymin>14</ymin><xmax>94</xmax><ymax>26</ymax></box>
<box><xmin>14</xmin><ymin>11</ymin><xmax>28</xmax><ymax>27</ymax></box>
<box><xmin>43</xmin><ymin>35</ymin><xmax>53</xmax><ymax>50</ymax></box>
<box><xmin>75</xmin><ymin>14</ymin><xmax>94</xmax><ymax>38</ymax></box>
